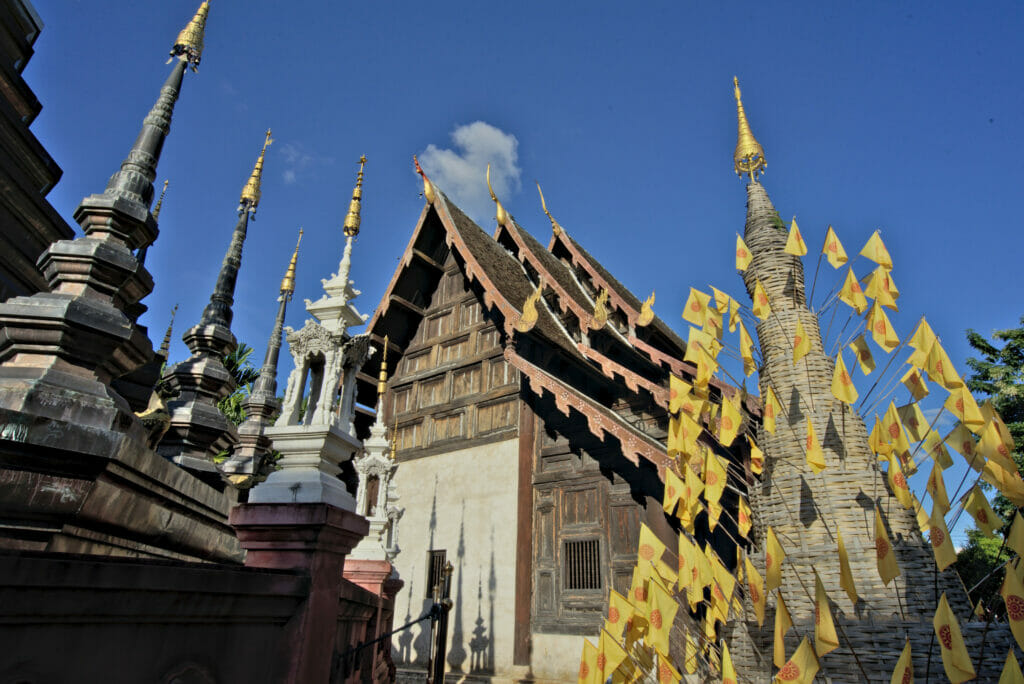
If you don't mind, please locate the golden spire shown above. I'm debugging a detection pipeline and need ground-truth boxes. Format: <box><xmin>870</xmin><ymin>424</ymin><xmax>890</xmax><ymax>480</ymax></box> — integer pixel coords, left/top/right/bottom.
<box><xmin>389</xmin><ymin>422</ymin><xmax>398</xmax><ymax>460</ymax></box>
<box><xmin>169</xmin><ymin>1</ymin><xmax>210</xmax><ymax>71</ymax></box>
<box><xmin>343</xmin><ymin>156</ymin><xmax>366</xmax><ymax>237</ymax></box>
<box><xmin>536</xmin><ymin>182</ymin><xmax>563</xmax><ymax>237</ymax></box>
<box><xmin>486</xmin><ymin>163</ymin><xmax>510</xmax><ymax>226</ymax></box>
<box><xmin>377</xmin><ymin>335</ymin><xmax>390</xmax><ymax>399</ymax></box>
<box><xmin>152</xmin><ymin>179</ymin><xmax>169</xmax><ymax>221</ymax></box>
<box><xmin>240</xmin><ymin>129</ymin><xmax>273</xmax><ymax>213</ymax></box>
<box><xmin>414</xmin><ymin>155</ymin><xmax>436</xmax><ymax>203</ymax></box>
<box><xmin>280</xmin><ymin>228</ymin><xmax>303</xmax><ymax>297</ymax></box>
<box><xmin>733</xmin><ymin>76</ymin><xmax>766</xmax><ymax>181</ymax></box>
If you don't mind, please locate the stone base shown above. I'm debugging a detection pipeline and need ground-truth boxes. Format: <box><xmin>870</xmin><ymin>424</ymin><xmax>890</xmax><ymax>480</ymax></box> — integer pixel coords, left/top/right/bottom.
<box><xmin>344</xmin><ymin>558</ymin><xmax>402</xmax><ymax>599</ymax></box>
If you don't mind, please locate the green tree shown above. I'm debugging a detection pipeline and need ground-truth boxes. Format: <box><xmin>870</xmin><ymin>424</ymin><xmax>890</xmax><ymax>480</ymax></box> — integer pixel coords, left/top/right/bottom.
<box><xmin>217</xmin><ymin>343</ymin><xmax>261</xmax><ymax>426</ymax></box>
<box><xmin>954</xmin><ymin>315</ymin><xmax>1024</xmax><ymax>617</ymax></box>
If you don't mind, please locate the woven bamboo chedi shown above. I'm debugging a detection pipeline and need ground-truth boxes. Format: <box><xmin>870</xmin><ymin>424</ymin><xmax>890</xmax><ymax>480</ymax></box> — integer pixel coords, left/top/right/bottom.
<box><xmin>725</xmin><ymin>79</ymin><xmax>1013</xmax><ymax>681</ymax></box>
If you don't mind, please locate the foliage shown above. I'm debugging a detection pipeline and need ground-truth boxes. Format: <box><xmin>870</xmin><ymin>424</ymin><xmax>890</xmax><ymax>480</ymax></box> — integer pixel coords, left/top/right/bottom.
<box><xmin>217</xmin><ymin>343</ymin><xmax>261</xmax><ymax>425</ymax></box>
<box><xmin>954</xmin><ymin>316</ymin><xmax>1024</xmax><ymax>616</ymax></box>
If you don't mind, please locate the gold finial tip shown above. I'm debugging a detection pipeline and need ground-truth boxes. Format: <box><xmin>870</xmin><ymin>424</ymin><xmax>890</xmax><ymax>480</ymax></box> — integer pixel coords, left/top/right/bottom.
<box><xmin>280</xmin><ymin>228</ymin><xmax>303</xmax><ymax>295</ymax></box>
<box><xmin>240</xmin><ymin>130</ymin><xmax>273</xmax><ymax>210</ymax></box>
<box><xmin>343</xmin><ymin>157</ymin><xmax>365</xmax><ymax>237</ymax></box>
<box><xmin>169</xmin><ymin>1</ymin><xmax>210</xmax><ymax>70</ymax></box>
<box><xmin>732</xmin><ymin>76</ymin><xmax>766</xmax><ymax>181</ymax></box>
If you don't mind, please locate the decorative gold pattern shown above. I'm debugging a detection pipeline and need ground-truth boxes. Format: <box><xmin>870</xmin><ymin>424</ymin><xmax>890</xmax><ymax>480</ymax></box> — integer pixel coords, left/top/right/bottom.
<box><xmin>515</xmin><ymin>280</ymin><xmax>544</xmax><ymax>333</ymax></box>
<box><xmin>414</xmin><ymin>155</ymin><xmax>435</xmax><ymax>203</ymax></box>
<box><xmin>280</xmin><ymin>228</ymin><xmax>303</xmax><ymax>296</ymax></box>
<box><xmin>169</xmin><ymin>1</ymin><xmax>209</xmax><ymax>71</ymax></box>
<box><xmin>152</xmin><ymin>180</ymin><xmax>169</xmax><ymax>221</ymax></box>
<box><xmin>637</xmin><ymin>291</ymin><xmax>655</xmax><ymax>327</ymax></box>
<box><xmin>343</xmin><ymin>156</ymin><xmax>366</xmax><ymax>237</ymax></box>
<box><xmin>377</xmin><ymin>334</ymin><xmax>389</xmax><ymax>398</ymax></box>
<box><xmin>486</xmin><ymin>163</ymin><xmax>510</xmax><ymax>226</ymax></box>
<box><xmin>536</xmin><ymin>182</ymin><xmax>564</xmax><ymax>237</ymax></box>
<box><xmin>240</xmin><ymin>129</ymin><xmax>273</xmax><ymax>211</ymax></box>
<box><xmin>733</xmin><ymin>76</ymin><xmax>766</xmax><ymax>181</ymax></box>
<box><xmin>590</xmin><ymin>288</ymin><xmax>610</xmax><ymax>330</ymax></box>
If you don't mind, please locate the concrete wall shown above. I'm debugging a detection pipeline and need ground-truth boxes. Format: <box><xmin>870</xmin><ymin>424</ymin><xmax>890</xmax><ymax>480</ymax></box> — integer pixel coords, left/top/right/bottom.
<box><xmin>391</xmin><ymin>438</ymin><xmax>519</xmax><ymax>679</ymax></box>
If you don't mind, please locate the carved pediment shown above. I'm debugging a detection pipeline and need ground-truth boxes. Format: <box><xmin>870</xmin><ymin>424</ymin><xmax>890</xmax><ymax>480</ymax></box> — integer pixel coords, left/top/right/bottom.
<box><xmin>285</xmin><ymin>319</ymin><xmax>341</xmax><ymax>358</ymax></box>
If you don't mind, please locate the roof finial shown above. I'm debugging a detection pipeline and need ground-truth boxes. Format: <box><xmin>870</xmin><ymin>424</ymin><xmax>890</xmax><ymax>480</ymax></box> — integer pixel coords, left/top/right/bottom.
<box><xmin>280</xmin><ymin>228</ymin><xmax>303</xmax><ymax>297</ymax></box>
<box><xmin>414</xmin><ymin>155</ymin><xmax>436</xmax><ymax>203</ymax></box>
<box><xmin>239</xmin><ymin>129</ymin><xmax>273</xmax><ymax>214</ymax></box>
<box><xmin>168</xmin><ymin>1</ymin><xmax>209</xmax><ymax>71</ymax></box>
<box><xmin>377</xmin><ymin>334</ymin><xmax>389</xmax><ymax>400</ymax></box>
<box><xmin>486</xmin><ymin>163</ymin><xmax>510</xmax><ymax>226</ymax></box>
<box><xmin>152</xmin><ymin>180</ymin><xmax>170</xmax><ymax>222</ymax></box>
<box><xmin>343</xmin><ymin>156</ymin><xmax>366</xmax><ymax>237</ymax></box>
<box><xmin>158</xmin><ymin>303</ymin><xmax>178</xmax><ymax>358</ymax></box>
<box><xmin>733</xmin><ymin>76</ymin><xmax>766</xmax><ymax>182</ymax></box>
<box><xmin>536</xmin><ymin>182</ymin><xmax>563</xmax><ymax>237</ymax></box>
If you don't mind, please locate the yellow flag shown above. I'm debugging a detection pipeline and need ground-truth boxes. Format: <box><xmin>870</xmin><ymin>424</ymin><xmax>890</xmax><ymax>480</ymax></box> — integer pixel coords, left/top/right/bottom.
<box><xmin>980</xmin><ymin>420</ymin><xmax>1018</xmax><ymax>473</ymax></box>
<box><xmin>860</xmin><ymin>230</ymin><xmax>893</xmax><ymax>269</ymax></box>
<box><xmin>752</xmin><ymin>279</ymin><xmax>771</xmax><ymax>320</ymax></box>
<box><xmin>684</xmin><ymin>631</ymin><xmax>698</xmax><ymax>674</ymax></box>
<box><xmin>1000</xmin><ymin>650</ymin><xmax>1024</xmax><ymax>684</ymax></box>
<box><xmin>945</xmin><ymin>422</ymin><xmax>981</xmax><ymax>470</ymax></box>
<box><xmin>667</xmin><ymin>411</ymin><xmax>700</xmax><ymax>460</ymax></box>
<box><xmin>606</xmin><ymin>589</ymin><xmax>634</xmax><ymax>639</ymax></box>
<box><xmin>596</xmin><ymin>628</ymin><xmax>628</xmax><ymax>683</ymax></box>
<box><xmin>646</xmin><ymin>577</ymin><xmax>678</xmax><ymax>654</ymax></box>
<box><xmin>926</xmin><ymin>339</ymin><xmax>963</xmax><ymax>391</ymax></box>
<box><xmin>912</xmin><ymin>493</ymin><xmax>931</xmax><ymax>535</ymax></box>
<box><xmin>831</xmin><ymin>351</ymin><xmax>858</xmax><ymax>404</ymax></box>
<box><xmin>745</xmin><ymin>554</ymin><xmax>767</xmax><ymax>626</ymax></box>
<box><xmin>964</xmin><ymin>486</ymin><xmax>1004</xmax><ymax>537</ymax></box>
<box><xmin>749</xmin><ymin>434</ymin><xmax>764</xmax><ymax>475</ymax></box>
<box><xmin>837</xmin><ymin>530</ymin><xmax>858</xmax><ymax>605</ymax></box>
<box><xmin>822</xmin><ymin>225</ymin><xmax>847</xmax><ymax>268</ymax></box>
<box><xmin>763</xmin><ymin>385</ymin><xmax>782</xmax><ymax>434</ymax></box>
<box><xmin>766</xmin><ymin>526</ymin><xmax>786</xmax><ymax>591</ymax></box>
<box><xmin>728</xmin><ymin>296</ymin><xmax>741</xmax><ymax>333</ymax></box>
<box><xmin>869</xmin><ymin>413</ymin><xmax>892</xmax><ymax>458</ymax></box>
<box><xmin>578</xmin><ymin>638</ymin><xmax>597</xmax><ymax>684</ymax></box>
<box><xmin>887</xmin><ymin>454</ymin><xmax>912</xmax><ymax>509</ymax></box>
<box><xmin>907</xmin><ymin>317</ymin><xmax>937</xmax><ymax>368</ymax></box>
<box><xmin>813</xmin><ymin>571</ymin><xmax>839</xmax><ymax>656</ymax></box>
<box><xmin>709</xmin><ymin>550</ymin><xmax>736</xmax><ymax>625</ymax></box>
<box><xmin>897</xmin><ymin>402</ymin><xmax>929</xmax><ymax>442</ymax></box>
<box><xmin>945</xmin><ymin>386</ymin><xmax>985</xmax><ymax>434</ymax></box>
<box><xmin>738</xmin><ymin>496</ymin><xmax>753</xmax><ymax>538</ymax></box>
<box><xmin>927</xmin><ymin>463</ymin><xmax>950</xmax><ymax>514</ymax></box>
<box><xmin>736</xmin><ymin>234</ymin><xmax>753</xmax><ymax>271</ymax></box>
<box><xmin>805</xmin><ymin>417</ymin><xmax>826</xmax><ymax>474</ymax></box>
<box><xmin>982</xmin><ymin>400</ymin><xmax>1016</xmax><ymax>449</ymax></box>
<box><xmin>775</xmin><ymin>635</ymin><xmax>818</xmax><ymax>683</ymax></box>
<box><xmin>933</xmin><ymin>592</ymin><xmax>977</xmax><ymax>683</ymax></box>
<box><xmin>890</xmin><ymin>639</ymin><xmax>914</xmax><ymax>684</ymax></box>
<box><xmin>849</xmin><ymin>334</ymin><xmax>876</xmax><ymax>374</ymax></box>
<box><xmin>705</xmin><ymin>451</ymin><xmax>727</xmax><ymax>506</ymax></box>
<box><xmin>668</xmin><ymin>374</ymin><xmax>691</xmax><ymax>414</ymax></box>
<box><xmin>682</xmin><ymin>287</ymin><xmax>711</xmax><ymax>327</ymax></box>
<box><xmin>687</xmin><ymin>325</ymin><xmax>723</xmax><ymax>362</ymax></box>
<box><xmin>924</xmin><ymin>429</ymin><xmax>954</xmax><ymax>469</ymax></box>
<box><xmin>1008</xmin><ymin>512</ymin><xmax>1024</xmax><ymax>558</ymax></box>
<box><xmin>875</xmin><ymin>507</ymin><xmax>901</xmax><ymax>585</ymax></box>
<box><xmin>663</xmin><ymin>467</ymin><xmax>684</xmax><ymax>516</ymax></box>
<box><xmin>656</xmin><ymin>648</ymin><xmax>681</xmax><ymax>684</ymax></box>
<box><xmin>690</xmin><ymin>545</ymin><xmax>712</xmax><ymax>610</ymax></box>
<box><xmin>773</xmin><ymin>592</ymin><xmax>793</xmax><ymax>667</ymax></box>
<box><xmin>838</xmin><ymin>266</ymin><xmax>869</xmax><ymax>314</ymax></box>
<box><xmin>677</xmin><ymin>532</ymin><xmax>695</xmax><ymax>592</ymax></box>
<box><xmin>985</xmin><ymin>461</ymin><xmax>1024</xmax><ymax>508</ymax></box>
<box><xmin>704</xmin><ymin>305</ymin><xmax>725</xmax><ymax>340</ymax></box>
<box><xmin>654</xmin><ymin>557</ymin><xmax>678</xmax><ymax>589</ymax></box>
<box><xmin>928</xmin><ymin>504</ymin><xmax>957</xmax><ymax>572</ymax></box>
<box><xmin>721</xmin><ymin>640</ymin><xmax>738</xmax><ymax>684</ymax></box>
<box><xmin>679</xmin><ymin>462</ymin><xmax>705</xmax><ymax>534</ymax></box>
<box><xmin>638</xmin><ymin>523</ymin><xmax>666</xmax><ymax>565</ymax></box>
<box><xmin>719</xmin><ymin>396</ymin><xmax>742</xmax><ymax>447</ymax></box>
<box><xmin>865</xmin><ymin>265</ymin><xmax>899</xmax><ymax>311</ymax></box>
<box><xmin>738</xmin><ymin>319</ymin><xmax>757</xmax><ymax>376</ymax></box>
<box><xmin>883</xmin><ymin>401</ymin><xmax>912</xmax><ymax>466</ymax></box>
<box><xmin>784</xmin><ymin>217</ymin><xmax>808</xmax><ymax>256</ymax></box>
<box><xmin>792</xmin><ymin>319</ymin><xmax>811</xmax><ymax>364</ymax></box>
<box><xmin>867</xmin><ymin>300</ymin><xmax>900</xmax><ymax>352</ymax></box>
<box><xmin>901</xmin><ymin>367</ymin><xmax>929</xmax><ymax>400</ymax></box>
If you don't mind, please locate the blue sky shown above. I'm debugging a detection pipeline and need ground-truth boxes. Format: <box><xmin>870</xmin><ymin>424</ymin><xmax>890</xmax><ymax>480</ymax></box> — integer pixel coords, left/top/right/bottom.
<box><xmin>31</xmin><ymin>2</ymin><xmax>1024</xmax><ymax>543</ymax></box>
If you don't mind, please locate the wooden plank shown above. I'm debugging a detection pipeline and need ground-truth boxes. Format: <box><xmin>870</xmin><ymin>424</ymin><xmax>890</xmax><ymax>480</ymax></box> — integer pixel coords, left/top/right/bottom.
<box><xmin>513</xmin><ymin>398</ymin><xmax>534</xmax><ymax>665</ymax></box>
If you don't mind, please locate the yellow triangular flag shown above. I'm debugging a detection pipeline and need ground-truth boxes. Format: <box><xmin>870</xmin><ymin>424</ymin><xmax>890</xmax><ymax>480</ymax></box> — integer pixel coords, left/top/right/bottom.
<box><xmin>890</xmin><ymin>639</ymin><xmax>914</xmax><ymax>684</ymax></box>
<box><xmin>749</xmin><ymin>434</ymin><xmax>764</xmax><ymax>475</ymax></box>
<box><xmin>705</xmin><ymin>451</ymin><xmax>727</xmax><ymax>505</ymax></box>
<box><xmin>945</xmin><ymin>386</ymin><xmax>985</xmax><ymax>434</ymax></box>
<box><xmin>875</xmin><ymin>507</ymin><xmax>901</xmax><ymax>585</ymax></box>
<box><xmin>805</xmin><ymin>417</ymin><xmax>826</xmax><ymax>473</ymax></box>
<box><xmin>860</xmin><ymin>230</ymin><xmax>893</xmax><ymax>269</ymax></box>
<box><xmin>682</xmin><ymin>287</ymin><xmax>711</xmax><ymax>327</ymax></box>
<box><xmin>867</xmin><ymin>300</ymin><xmax>900</xmax><ymax>352</ymax></box>
<box><xmin>927</xmin><ymin>463</ymin><xmax>950</xmax><ymax>514</ymax></box>
<box><xmin>901</xmin><ymin>367</ymin><xmax>929</xmax><ymax>401</ymax></box>
<box><xmin>745</xmin><ymin>554</ymin><xmax>766</xmax><ymax>626</ymax></box>
<box><xmin>656</xmin><ymin>648</ymin><xmax>681</xmax><ymax>684</ymax></box>
<box><xmin>1008</xmin><ymin>512</ymin><xmax>1024</xmax><ymax>558</ymax></box>
<box><xmin>752</xmin><ymin>279</ymin><xmax>771</xmax><ymax>320</ymax></box>
<box><xmin>831</xmin><ymin>351</ymin><xmax>858</xmax><ymax>404</ymax></box>
<box><xmin>638</xmin><ymin>523</ymin><xmax>667</xmax><ymax>565</ymax></box>
<box><xmin>736</xmin><ymin>234</ymin><xmax>753</xmax><ymax>271</ymax></box>
<box><xmin>964</xmin><ymin>486</ymin><xmax>1004</xmax><ymax>537</ymax></box>
<box><xmin>822</xmin><ymin>225</ymin><xmax>848</xmax><ymax>268</ymax></box>
<box><xmin>784</xmin><ymin>217</ymin><xmax>808</xmax><ymax>256</ymax></box>
<box><xmin>924</xmin><ymin>429</ymin><xmax>954</xmax><ymax>470</ymax></box>
<box><xmin>887</xmin><ymin>454</ymin><xmax>913</xmax><ymax>509</ymax></box>
<box><xmin>596</xmin><ymin>628</ymin><xmax>628</xmax><ymax>683</ymax></box>
<box><xmin>849</xmin><ymin>334</ymin><xmax>876</xmax><ymax>374</ymax></box>
<box><xmin>928</xmin><ymin>504</ymin><xmax>957</xmax><ymax>572</ymax></box>
<box><xmin>839</xmin><ymin>266</ymin><xmax>869</xmax><ymax>314</ymax></box>
<box><xmin>946</xmin><ymin>422</ymin><xmax>981</xmax><ymax>470</ymax></box>
<box><xmin>763</xmin><ymin>385</ymin><xmax>782</xmax><ymax>434</ymax></box>
<box><xmin>793</xmin><ymin>318</ymin><xmax>812</xmax><ymax>364</ymax></box>
<box><xmin>677</xmin><ymin>531</ymin><xmax>695</xmax><ymax>592</ymax></box>
<box><xmin>738</xmin><ymin>319</ymin><xmax>757</xmax><ymax>376</ymax></box>
<box><xmin>718</xmin><ymin>396</ymin><xmax>742</xmax><ymax>447</ymax></box>
<box><xmin>721</xmin><ymin>640</ymin><xmax>738</xmax><ymax>684</ymax></box>
<box><xmin>837</xmin><ymin>530</ymin><xmax>858</xmax><ymax>605</ymax></box>
<box><xmin>897</xmin><ymin>402</ymin><xmax>929</xmax><ymax>442</ymax></box>
<box><xmin>578</xmin><ymin>638</ymin><xmax>597</xmax><ymax>684</ymax></box>
<box><xmin>933</xmin><ymin>592</ymin><xmax>977</xmax><ymax>683</ymax></box>
<box><xmin>773</xmin><ymin>592</ymin><xmax>793</xmax><ymax>667</ymax></box>
<box><xmin>668</xmin><ymin>374</ymin><xmax>691</xmax><ymax>414</ymax></box>
<box><xmin>766</xmin><ymin>526</ymin><xmax>786</xmax><ymax>591</ymax></box>
<box><xmin>1001</xmin><ymin>650</ymin><xmax>1024</xmax><ymax>684</ymax></box>
<box><xmin>646</xmin><ymin>579</ymin><xmax>677</xmax><ymax>654</ymax></box>
<box><xmin>662</xmin><ymin>467</ymin><xmax>684</xmax><ymax>516</ymax></box>
<box><xmin>907</xmin><ymin>317</ymin><xmax>937</xmax><ymax>368</ymax></box>
<box><xmin>606</xmin><ymin>589</ymin><xmax>634</xmax><ymax>639</ymax></box>
<box><xmin>683</xmin><ymin>632</ymin><xmax>698</xmax><ymax>675</ymax></box>
<box><xmin>738</xmin><ymin>496</ymin><xmax>753</xmax><ymax>538</ymax></box>
<box><xmin>775</xmin><ymin>636</ymin><xmax>819</xmax><ymax>684</ymax></box>
<box><xmin>813</xmin><ymin>571</ymin><xmax>839</xmax><ymax>656</ymax></box>
<box><xmin>865</xmin><ymin>265</ymin><xmax>899</xmax><ymax>311</ymax></box>
<box><xmin>926</xmin><ymin>339</ymin><xmax>963</xmax><ymax>391</ymax></box>
<box><xmin>980</xmin><ymin>419</ymin><xmax>1018</xmax><ymax>474</ymax></box>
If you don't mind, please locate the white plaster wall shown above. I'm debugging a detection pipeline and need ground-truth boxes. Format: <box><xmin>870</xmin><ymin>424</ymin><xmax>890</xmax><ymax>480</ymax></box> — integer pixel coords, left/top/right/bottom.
<box><xmin>390</xmin><ymin>438</ymin><xmax>519</xmax><ymax>679</ymax></box>
<box><xmin>530</xmin><ymin>633</ymin><xmax>587</xmax><ymax>682</ymax></box>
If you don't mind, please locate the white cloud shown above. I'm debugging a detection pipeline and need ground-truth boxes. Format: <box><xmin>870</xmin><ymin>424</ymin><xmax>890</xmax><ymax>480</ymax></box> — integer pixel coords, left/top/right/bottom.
<box><xmin>278</xmin><ymin>142</ymin><xmax>334</xmax><ymax>186</ymax></box>
<box><xmin>419</xmin><ymin>121</ymin><xmax>521</xmax><ymax>224</ymax></box>
<box><xmin>283</xmin><ymin>169</ymin><xmax>297</xmax><ymax>185</ymax></box>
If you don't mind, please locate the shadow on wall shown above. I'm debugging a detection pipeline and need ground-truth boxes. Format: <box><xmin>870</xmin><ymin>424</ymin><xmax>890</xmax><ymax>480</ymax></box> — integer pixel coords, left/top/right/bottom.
<box><xmin>469</xmin><ymin>525</ymin><xmax>496</xmax><ymax>674</ymax></box>
<box><xmin>446</xmin><ymin>503</ymin><xmax>467</xmax><ymax>672</ymax></box>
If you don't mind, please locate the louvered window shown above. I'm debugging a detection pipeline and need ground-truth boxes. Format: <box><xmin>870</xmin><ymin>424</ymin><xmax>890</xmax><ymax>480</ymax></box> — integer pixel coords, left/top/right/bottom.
<box><xmin>563</xmin><ymin>538</ymin><xmax>602</xmax><ymax>590</ymax></box>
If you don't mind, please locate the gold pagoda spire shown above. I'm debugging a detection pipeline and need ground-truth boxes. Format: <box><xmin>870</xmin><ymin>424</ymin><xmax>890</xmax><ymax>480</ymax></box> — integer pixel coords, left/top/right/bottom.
<box><xmin>168</xmin><ymin>1</ymin><xmax>210</xmax><ymax>71</ymax></box>
<box><xmin>377</xmin><ymin>334</ymin><xmax>389</xmax><ymax>399</ymax></box>
<box><xmin>343</xmin><ymin>156</ymin><xmax>366</xmax><ymax>237</ymax></box>
<box><xmin>536</xmin><ymin>182</ymin><xmax>563</xmax><ymax>237</ymax></box>
<box><xmin>486</xmin><ymin>163</ymin><xmax>510</xmax><ymax>226</ymax></box>
<box><xmin>152</xmin><ymin>180</ymin><xmax>169</xmax><ymax>221</ymax></box>
<box><xmin>239</xmin><ymin>129</ymin><xmax>273</xmax><ymax>213</ymax></box>
<box><xmin>733</xmin><ymin>76</ymin><xmax>766</xmax><ymax>181</ymax></box>
<box><xmin>280</xmin><ymin>228</ymin><xmax>303</xmax><ymax>297</ymax></box>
